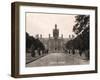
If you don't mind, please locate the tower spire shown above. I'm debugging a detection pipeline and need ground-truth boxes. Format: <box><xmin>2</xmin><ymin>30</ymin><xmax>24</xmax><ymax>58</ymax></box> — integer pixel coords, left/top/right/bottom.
<box><xmin>55</xmin><ymin>24</ymin><xmax>57</xmax><ymax>29</ymax></box>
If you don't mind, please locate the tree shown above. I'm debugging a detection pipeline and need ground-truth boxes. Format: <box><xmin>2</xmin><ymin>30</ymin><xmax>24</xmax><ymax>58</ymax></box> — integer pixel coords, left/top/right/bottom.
<box><xmin>73</xmin><ymin>15</ymin><xmax>89</xmax><ymax>35</ymax></box>
<box><xmin>26</xmin><ymin>32</ymin><xmax>36</xmax><ymax>50</ymax></box>
<box><xmin>26</xmin><ymin>32</ymin><xmax>46</xmax><ymax>57</ymax></box>
<box><xmin>72</xmin><ymin>15</ymin><xmax>90</xmax><ymax>59</ymax></box>
<box><xmin>73</xmin><ymin>15</ymin><xmax>89</xmax><ymax>50</ymax></box>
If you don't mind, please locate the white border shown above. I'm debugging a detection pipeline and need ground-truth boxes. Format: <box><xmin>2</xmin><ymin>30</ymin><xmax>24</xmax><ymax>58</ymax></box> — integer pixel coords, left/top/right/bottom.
<box><xmin>19</xmin><ymin>6</ymin><xmax>95</xmax><ymax>74</ymax></box>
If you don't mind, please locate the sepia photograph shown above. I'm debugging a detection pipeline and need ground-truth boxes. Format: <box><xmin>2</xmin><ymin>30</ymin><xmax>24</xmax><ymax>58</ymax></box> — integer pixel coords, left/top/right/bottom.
<box><xmin>26</xmin><ymin>13</ymin><xmax>90</xmax><ymax>67</ymax></box>
<box><xmin>11</xmin><ymin>2</ymin><xmax>97</xmax><ymax>77</ymax></box>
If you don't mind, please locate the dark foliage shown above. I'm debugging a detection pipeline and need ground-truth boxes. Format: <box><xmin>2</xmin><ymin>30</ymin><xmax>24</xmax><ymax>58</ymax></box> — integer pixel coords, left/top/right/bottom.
<box><xmin>26</xmin><ymin>32</ymin><xmax>45</xmax><ymax>54</ymax></box>
<box><xmin>65</xmin><ymin>15</ymin><xmax>89</xmax><ymax>59</ymax></box>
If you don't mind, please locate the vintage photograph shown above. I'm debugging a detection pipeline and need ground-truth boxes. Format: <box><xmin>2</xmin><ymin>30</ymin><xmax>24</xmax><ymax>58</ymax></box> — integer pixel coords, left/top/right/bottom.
<box><xmin>26</xmin><ymin>13</ymin><xmax>90</xmax><ymax>67</ymax></box>
<box><xmin>11</xmin><ymin>2</ymin><xmax>97</xmax><ymax>77</ymax></box>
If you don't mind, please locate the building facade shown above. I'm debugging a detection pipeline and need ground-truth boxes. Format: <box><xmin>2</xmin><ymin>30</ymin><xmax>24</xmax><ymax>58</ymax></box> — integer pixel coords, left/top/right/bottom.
<box><xmin>38</xmin><ymin>24</ymin><xmax>70</xmax><ymax>53</ymax></box>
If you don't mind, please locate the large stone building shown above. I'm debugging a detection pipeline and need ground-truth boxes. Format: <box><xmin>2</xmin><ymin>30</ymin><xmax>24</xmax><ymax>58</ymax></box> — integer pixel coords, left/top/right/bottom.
<box><xmin>37</xmin><ymin>24</ymin><xmax>70</xmax><ymax>53</ymax></box>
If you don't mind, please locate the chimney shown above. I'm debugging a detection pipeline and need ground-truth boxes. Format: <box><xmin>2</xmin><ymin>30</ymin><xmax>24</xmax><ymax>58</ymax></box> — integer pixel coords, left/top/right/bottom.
<box><xmin>40</xmin><ymin>34</ymin><xmax>42</xmax><ymax>39</ymax></box>
<box><xmin>61</xmin><ymin>34</ymin><xmax>63</xmax><ymax>39</ymax></box>
<box><xmin>49</xmin><ymin>34</ymin><xmax>51</xmax><ymax>38</ymax></box>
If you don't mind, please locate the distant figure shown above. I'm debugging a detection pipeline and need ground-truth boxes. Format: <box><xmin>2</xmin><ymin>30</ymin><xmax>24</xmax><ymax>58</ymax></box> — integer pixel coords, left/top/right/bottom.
<box><xmin>53</xmin><ymin>24</ymin><xmax>59</xmax><ymax>39</ymax></box>
<box><xmin>31</xmin><ymin>44</ymin><xmax>35</xmax><ymax>57</ymax></box>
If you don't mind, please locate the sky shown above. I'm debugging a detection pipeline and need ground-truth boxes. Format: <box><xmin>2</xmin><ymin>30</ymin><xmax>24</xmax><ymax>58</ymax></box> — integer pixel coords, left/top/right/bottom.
<box><xmin>26</xmin><ymin>13</ymin><xmax>77</xmax><ymax>38</ymax></box>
